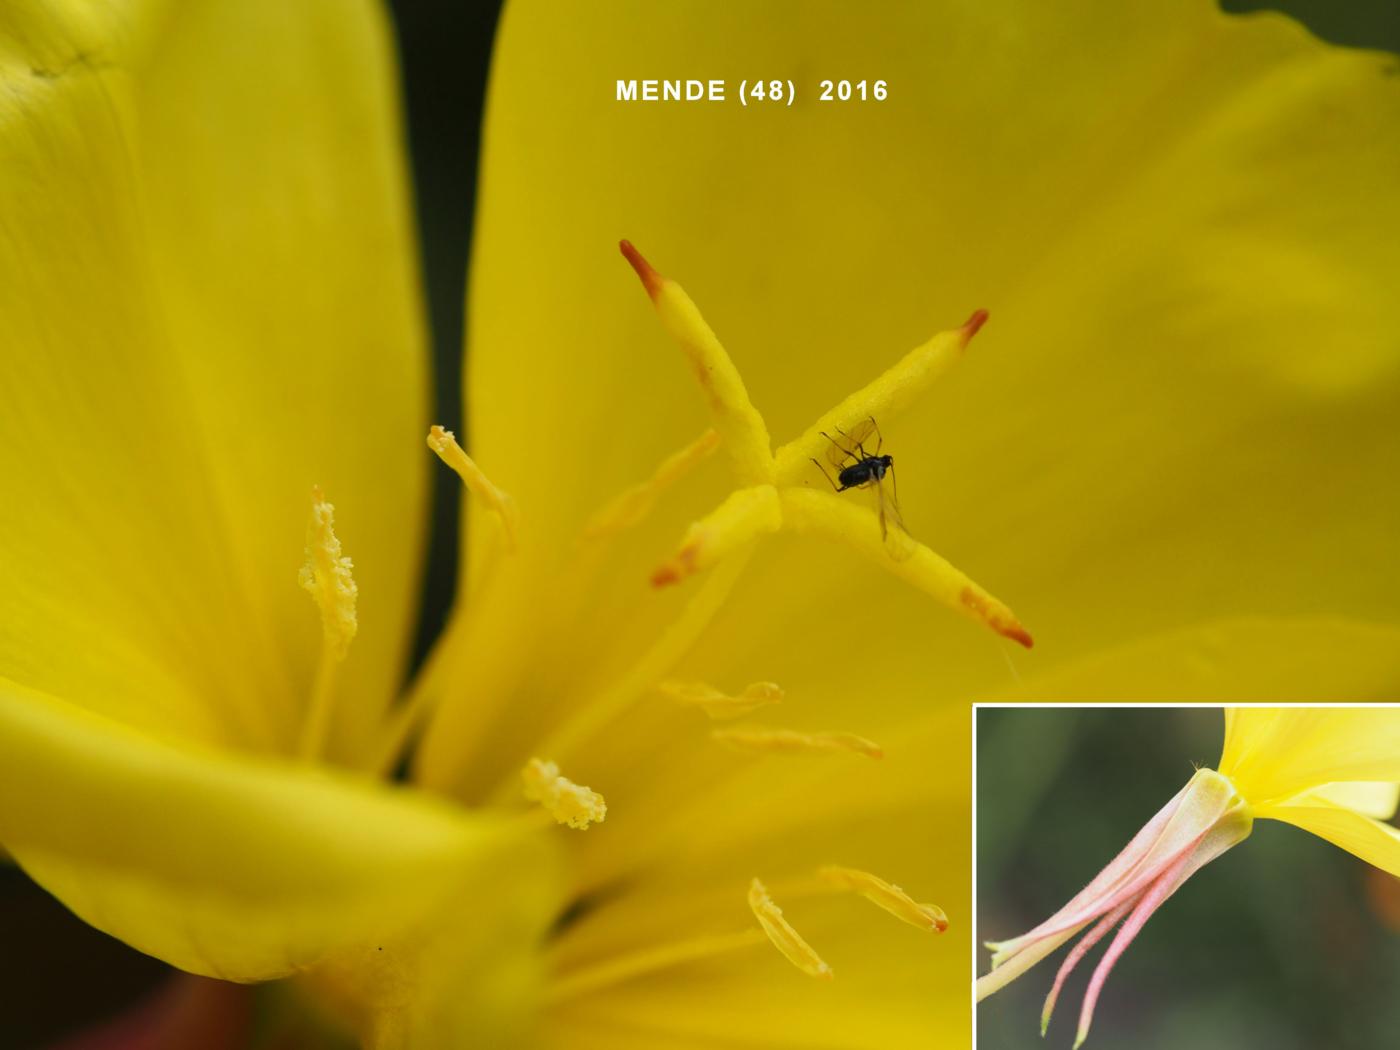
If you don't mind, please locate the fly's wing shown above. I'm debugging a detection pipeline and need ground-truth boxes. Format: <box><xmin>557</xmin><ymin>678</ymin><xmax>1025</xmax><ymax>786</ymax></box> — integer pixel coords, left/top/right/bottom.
<box><xmin>825</xmin><ymin>417</ymin><xmax>878</xmax><ymax>469</ymax></box>
<box><xmin>875</xmin><ymin>472</ymin><xmax>914</xmax><ymax>562</ymax></box>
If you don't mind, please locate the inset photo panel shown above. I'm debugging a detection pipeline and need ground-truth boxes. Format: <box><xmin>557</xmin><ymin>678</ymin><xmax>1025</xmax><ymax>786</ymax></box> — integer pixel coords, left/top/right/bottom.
<box><xmin>975</xmin><ymin>705</ymin><xmax>1400</xmax><ymax>1050</ymax></box>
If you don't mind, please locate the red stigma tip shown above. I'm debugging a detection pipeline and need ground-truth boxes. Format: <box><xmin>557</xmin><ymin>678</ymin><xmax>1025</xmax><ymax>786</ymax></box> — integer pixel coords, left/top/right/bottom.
<box><xmin>619</xmin><ymin>240</ymin><xmax>664</xmax><ymax>299</ymax></box>
<box><xmin>1006</xmin><ymin>626</ymin><xmax>1034</xmax><ymax>650</ymax></box>
<box><xmin>960</xmin><ymin>309</ymin><xmax>989</xmax><ymax>344</ymax></box>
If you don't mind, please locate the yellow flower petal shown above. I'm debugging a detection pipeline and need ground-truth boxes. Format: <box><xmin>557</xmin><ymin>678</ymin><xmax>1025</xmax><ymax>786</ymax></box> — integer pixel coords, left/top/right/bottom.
<box><xmin>0</xmin><ymin>1</ymin><xmax>428</xmax><ymax>761</ymax></box>
<box><xmin>1292</xmin><ymin>782</ymin><xmax>1400</xmax><ymax>821</ymax></box>
<box><xmin>1220</xmin><ymin>707</ymin><xmax>1400</xmax><ymax>806</ymax></box>
<box><xmin>993</xmin><ymin>618</ymin><xmax>1400</xmax><ymax>701</ymax></box>
<box><xmin>130</xmin><ymin>0</ymin><xmax>428</xmax><ymax>761</ymax></box>
<box><xmin>1253</xmin><ymin>798</ymin><xmax>1400</xmax><ymax>879</ymax></box>
<box><xmin>0</xmin><ymin>676</ymin><xmax>560</xmax><ymax>1001</ymax></box>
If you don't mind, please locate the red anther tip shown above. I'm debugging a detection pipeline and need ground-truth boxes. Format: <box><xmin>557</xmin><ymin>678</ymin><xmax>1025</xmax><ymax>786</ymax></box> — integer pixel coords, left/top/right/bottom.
<box><xmin>619</xmin><ymin>240</ymin><xmax>663</xmax><ymax>300</ymax></box>
<box><xmin>960</xmin><ymin>309</ymin><xmax>990</xmax><ymax>344</ymax></box>
<box><xmin>650</xmin><ymin>545</ymin><xmax>697</xmax><ymax>588</ymax></box>
<box><xmin>960</xmin><ymin>585</ymin><xmax>1032</xmax><ymax>648</ymax></box>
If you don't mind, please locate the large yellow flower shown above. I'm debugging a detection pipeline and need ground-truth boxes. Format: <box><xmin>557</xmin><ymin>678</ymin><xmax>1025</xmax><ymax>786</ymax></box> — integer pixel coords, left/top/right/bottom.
<box><xmin>1</xmin><ymin>1</ymin><xmax>1397</xmax><ymax>1048</ymax></box>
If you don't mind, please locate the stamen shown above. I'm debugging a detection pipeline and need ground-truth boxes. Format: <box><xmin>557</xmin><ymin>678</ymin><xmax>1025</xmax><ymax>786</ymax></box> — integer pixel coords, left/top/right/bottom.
<box><xmin>748</xmin><ymin>878</ymin><xmax>833</xmax><ymax>979</ymax></box>
<box><xmin>513</xmin><ymin>551</ymin><xmax>755</xmax><ymax>784</ymax></box>
<box><xmin>659</xmin><ymin>679</ymin><xmax>784</xmax><ymax>721</ymax></box>
<box><xmin>298</xmin><ymin>486</ymin><xmax>358</xmax><ymax>658</ymax></box>
<box><xmin>818</xmin><ymin>866</ymin><xmax>948</xmax><ymax>932</ymax></box>
<box><xmin>781</xmin><ymin>488</ymin><xmax>1033</xmax><ymax>648</ymax></box>
<box><xmin>547</xmin><ymin>929</ymin><xmax>766</xmax><ymax>1003</ymax></box>
<box><xmin>427</xmin><ymin>425</ymin><xmax>519</xmax><ymax>552</ymax></box>
<box><xmin>713</xmin><ymin>727</ymin><xmax>883</xmax><ymax>760</ymax></box>
<box><xmin>297</xmin><ymin>486</ymin><xmax>357</xmax><ymax>758</ymax></box>
<box><xmin>583</xmin><ymin>428</ymin><xmax>720</xmax><ymax>539</ymax></box>
<box><xmin>521</xmin><ymin>758</ymin><xmax>607</xmax><ymax>830</ymax></box>
<box><xmin>620</xmin><ymin>241</ymin><xmax>774</xmax><ymax>487</ymax></box>
<box><xmin>652</xmin><ymin>484</ymin><xmax>781</xmax><ymax>587</ymax></box>
<box><xmin>773</xmin><ymin>310</ymin><xmax>987</xmax><ymax>484</ymax></box>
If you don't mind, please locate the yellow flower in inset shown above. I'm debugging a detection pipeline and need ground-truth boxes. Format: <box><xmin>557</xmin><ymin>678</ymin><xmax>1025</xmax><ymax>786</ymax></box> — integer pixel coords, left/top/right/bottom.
<box><xmin>978</xmin><ymin>707</ymin><xmax>1400</xmax><ymax>1047</ymax></box>
<box><xmin>1</xmin><ymin>0</ymin><xmax>1398</xmax><ymax>1047</ymax></box>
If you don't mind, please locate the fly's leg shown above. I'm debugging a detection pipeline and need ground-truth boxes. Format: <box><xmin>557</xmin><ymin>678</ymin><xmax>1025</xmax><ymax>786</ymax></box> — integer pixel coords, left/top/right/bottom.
<box><xmin>810</xmin><ymin>458</ymin><xmax>844</xmax><ymax>492</ymax></box>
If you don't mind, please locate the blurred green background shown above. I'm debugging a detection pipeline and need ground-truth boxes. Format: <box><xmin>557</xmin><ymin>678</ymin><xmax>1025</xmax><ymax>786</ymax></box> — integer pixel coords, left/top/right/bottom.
<box><xmin>976</xmin><ymin>707</ymin><xmax>1400</xmax><ymax>1050</ymax></box>
<box><xmin>2</xmin><ymin>1</ymin><xmax>1397</xmax><ymax>1046</ymax></box>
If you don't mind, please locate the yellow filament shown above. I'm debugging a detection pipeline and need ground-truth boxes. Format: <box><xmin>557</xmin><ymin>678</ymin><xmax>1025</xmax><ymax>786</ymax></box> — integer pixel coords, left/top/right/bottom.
<box><xmin>505</xmin><ymin>550</ymin><xmax>755</xmax><ymax>795</ymax></box>
<box><xmin>819</xmin><ymin>866</ymin><xmax>948</xmax><ymax>933</ymax></box>
<box><xmin>713</xmin><ymin>727</ymin><xmax>884</xmax><ymax>760</ymax></box>
<box><xmin>297</xmin><ymin>486</ymin><xmax>357</xmax><ymax>758</ymax></box>
<box><xmin>547</xmin><ymin>929</ymin><xmax>767</xmax><ymax>1003</ymax></box>
<box><xmin>651</xmin><ymin>484</ymin><xmax>782</xmax><ymax>587</ymax></box>
<box><xmin>621</xmin><ymin>242</ymin><xmax>774</xmax><ymax>486</ymax></box>
<box><xmin>659</xmin><ymin>680</ymin><xmax>784</xmax><ymax>721</ymax></box>
<box><xmin>780</xmin><ymin>487</ymin><xmax>1033</xmax><ymax>648</ymax></box>
<box><xmin>772</xmin><ymin>311</ymin><xmax>986</xmax><ymax>483</ymax></box>
<box><xmin>584</xmin><ymin>428</ymin><xmax>720</xmax><ymax>539</ymax></box>
<box><xmin>427</xmin><ymin>425</ymin><xmax>518</xmax><ymax>552</ymax></box>
<box><xmin>521</xmin><ymin>758</ymin><xmax>607</xmax><ymax>830</ymax></box>
<box><xmin>748</xmin><ymin>878</ymin><xmax>832</xmax><ymax>979</ymax></box>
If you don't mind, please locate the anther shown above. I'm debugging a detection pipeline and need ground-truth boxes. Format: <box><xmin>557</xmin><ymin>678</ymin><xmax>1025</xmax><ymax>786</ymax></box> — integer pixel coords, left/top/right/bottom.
<box><xmin>713</xmin><ymin>727</ymin><xmax>883</xmax><ymax>760</ymax></box>
<box><xmin>522</xmin><ymin>758</ymin><xmax>607</xmax><ymax>830</ymax></box>
<box><xmin>299</xmin><ymin>485</ymin><xmax>358</xmax><ymax>659</ymax></box>
<box><xmin>427</xmin><ymin>425</ymin><xmax>519</xmax><ymax>552</ymax></box>
<box><xmin>297</xmin><ymin>486</ymin><xmax>357</xmax><ymax>758</ymax></box>
<box><xmin>659</xmin><ymin>680</ymin><xmax>784</xmax><ymax>721</ymax></box>
<box><xmin>819</xmin><ymin>866</ymin><xmax>948</xmax><ymax>933</ymax></box>
<box><xmin>748</xmin><ymin>878</ymin><xmax>832</xmax><ymax>979</ymax></box>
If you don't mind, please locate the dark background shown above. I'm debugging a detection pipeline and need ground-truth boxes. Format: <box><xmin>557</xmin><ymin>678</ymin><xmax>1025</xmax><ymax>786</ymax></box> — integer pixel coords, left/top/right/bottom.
<box><xmin>976</xmin><ymin>707</ymin><xmax>1400</xmax><ymax>1049</ymax></box>
<box><xmin>3</xmin><ymin>1</ymin><xmax>1398</xmax><ymax>1046</ymax></box>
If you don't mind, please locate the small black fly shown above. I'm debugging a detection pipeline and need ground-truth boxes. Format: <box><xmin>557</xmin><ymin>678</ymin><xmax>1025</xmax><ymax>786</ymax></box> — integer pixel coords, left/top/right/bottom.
<box><xmin>810</xmin><ymin>416</ymin><xmax>906</xmax><ymax>544</ymax></box>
